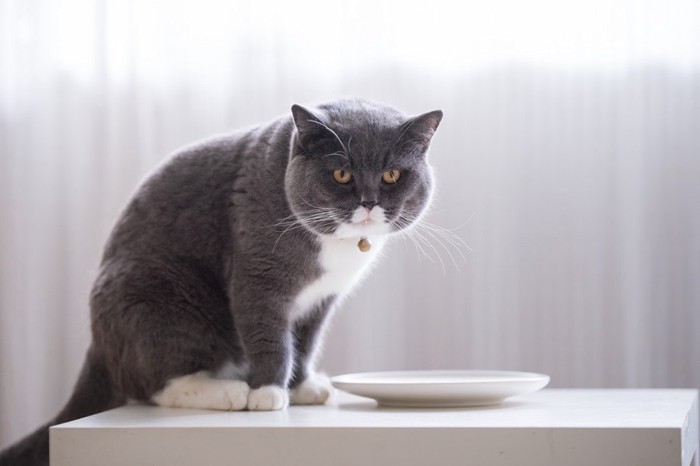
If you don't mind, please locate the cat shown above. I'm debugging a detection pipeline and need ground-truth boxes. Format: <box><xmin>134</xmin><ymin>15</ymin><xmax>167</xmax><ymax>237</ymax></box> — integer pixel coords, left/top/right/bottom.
<box><xmin>0</xmin><ymin>98</ymin><xmax>442</xmax><ymax>465</ymax></box>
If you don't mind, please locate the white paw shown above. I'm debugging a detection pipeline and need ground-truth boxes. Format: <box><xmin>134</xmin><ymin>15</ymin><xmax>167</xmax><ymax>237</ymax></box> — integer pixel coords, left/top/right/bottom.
<box><xmin>221</xmin><ymin>380</ymin><xmax>250</xmax><ymax>410</ymax></box>
<box><xmin>290</xmin><ymin>372</ymin><xmax>333</xmax><ymax>405</ymax></box>
<box><xmin>152</xmin><ymin>372</ymin><xmax>249</xmax><ymax>411</ymax></box>
<box><xmin>247</xmin><ymin>385</ymin><xmax>289</xmax><ymax>411</ymax></box>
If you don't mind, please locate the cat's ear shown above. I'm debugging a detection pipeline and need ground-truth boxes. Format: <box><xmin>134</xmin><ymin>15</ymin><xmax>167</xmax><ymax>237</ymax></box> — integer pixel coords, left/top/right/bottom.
<box><xmin>398</xmin><ymin>110</ymin><xmax>444</xmax><ymax>153</ymax></box>
<box><xmin>291</xmin><ymin>104</ymin><xmax>332</xmax><ymax>150</ymax></box>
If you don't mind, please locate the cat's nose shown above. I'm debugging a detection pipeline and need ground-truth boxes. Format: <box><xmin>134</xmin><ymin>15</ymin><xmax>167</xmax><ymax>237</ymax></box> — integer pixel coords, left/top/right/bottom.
<box><xmin>360</xmin><ymin>200</ymin><xmax>378</xmax><ymax>211</ymax></box>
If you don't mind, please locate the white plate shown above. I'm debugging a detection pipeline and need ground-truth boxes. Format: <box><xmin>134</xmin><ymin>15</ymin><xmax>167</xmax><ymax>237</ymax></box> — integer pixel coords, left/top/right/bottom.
<box><xmin>331</xmin><ymin>370</ymin><xmax>550</xmax><ymax>408</ymax></box>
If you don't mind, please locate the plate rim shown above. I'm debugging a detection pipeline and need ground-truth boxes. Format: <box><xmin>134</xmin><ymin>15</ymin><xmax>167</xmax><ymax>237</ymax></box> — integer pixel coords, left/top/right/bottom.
<box><xmin>331</xmin><ymin>369</ymin><xmax>550</xmax><ymax>387</ymax></box>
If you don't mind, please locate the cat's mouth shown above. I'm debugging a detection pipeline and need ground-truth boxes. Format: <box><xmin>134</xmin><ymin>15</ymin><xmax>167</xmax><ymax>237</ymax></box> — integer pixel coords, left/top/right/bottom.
<box><xmin>355</xmin><ymin>205</ymin><xmax>385</xmax><ymax>223</ymax></box>
<box><xmin>333</xmin><ymin>206</ymin><xmax>392</xmax><ymax>239</ymax></box>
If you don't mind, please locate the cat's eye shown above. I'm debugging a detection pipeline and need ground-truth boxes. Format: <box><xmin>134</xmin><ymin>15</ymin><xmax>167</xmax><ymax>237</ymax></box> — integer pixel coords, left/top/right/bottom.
<box><xmin>333</xmin><ymin>169</ymin><xmax>353</xmax><ymax>184</ymax></box>
<box><xmin>382</xmin><ymin>169</ymin><xmax>401</xmax><ymax>184</ymax></box>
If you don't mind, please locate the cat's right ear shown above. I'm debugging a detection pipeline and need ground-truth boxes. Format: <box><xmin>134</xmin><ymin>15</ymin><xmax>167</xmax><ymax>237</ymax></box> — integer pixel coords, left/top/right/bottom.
<box><xmin>291</xmin><ymin>104</ymin><xmax>328</xmax><ymax>150</ymax></box>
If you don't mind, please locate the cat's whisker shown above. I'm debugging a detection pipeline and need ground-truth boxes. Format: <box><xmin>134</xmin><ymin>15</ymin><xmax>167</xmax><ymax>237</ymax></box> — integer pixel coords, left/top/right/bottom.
<box><xmin>395</xmin><ymin>211</ymin><xmax>473</xmax><ymax>260</ymax></box>
<box><xmin>416</xmin><ymin>225</ymin><xmax>461</xmax><ymax>272</ymax></box>
<box><xmin>395</xmin><ymin>214</ymin><xmax>444</xmax><ymax>269</ymax></box>
<box><xmin>419</xmin><ymin>220</ymin><xmax>473</xmax><ymax>252</ymax></box>
<box><xmin>264</xmin><ymin>212</ymin><xmax>302</xmax><ymax>229</ymax></box>
<box><xmin>447</xmin><ymin>210</ymin><xmax>477</xmax><ymax>230</ymax></box>
<box><xmin>397</xmin><ymin>232</ymin><xmax>422</xmax><ymax>261</ymax></box>
<box><xmin>269</xmin><ymin>213</ymin><xmax>327</xmax><ymax>233</ymax></box>
<box><xmin>428</xmin><ymin>226</ymin><xmax>471</xmax><ymax>261</ymax></box>
<box><xmin>393</xmin><ymin>215</ymin><xmax>426</xmax><ymax>258</ymax></box>
<box><xmin>401</xmin><ymin>227</ymin><xmax>435</xmax><ymax>264</ymax></box>
<box><xmin>415</xmin><ymin>222</ymin><xmax>471</xmax><ymax>260</ymax></box>
<box><xmin>297</xmin><ymin>197</ymin><xmax>349</xmax><ymax>219</ymax></box>
<box><xmin>272</xmin><ymin>220</ymin><xmax>304</xmax><ymax>253</ymax></box>
<box><xmin>411</xmin><ymin>227</ymin><xmax>447</xmax><ymax>274</ymax></box>
<box><xmin>270</xmin><ymin>207</ymin><xmax>342</xmax><ymax>251</ymax></box>
<box><xmin>295</xmin><ymin>207</ymin><xmax>347</xmax><ymax>237</ymax></box>
<box><xmin>298</xmin><ymin>197</ymin><xmax>324</xmax><ymax>210</ymax></box>
<box><xmin>265</xmin><ymin>205</ymin><xmax>342</xmax><ymax>231</ymax></box>
<box><xmin>392</xmin><ymin>213</ymin><xmax>470</xmax><ymax>273</ymax></box>
<box><xmin>322</xmin><ymin>151</ymin><xmax>349</xmax><ymax>161</ymax></box>
<box><xmin>301</xmin><ymin>214</ymin><xmax>341</xmax><ymax>227</ymax></box>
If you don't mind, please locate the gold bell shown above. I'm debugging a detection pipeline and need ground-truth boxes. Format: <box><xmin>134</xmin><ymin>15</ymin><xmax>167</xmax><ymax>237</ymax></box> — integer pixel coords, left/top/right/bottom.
<box><xmin>357</xmin><ymin>237</ymin><xmax>372</xmax><ymax>252</ymax></box>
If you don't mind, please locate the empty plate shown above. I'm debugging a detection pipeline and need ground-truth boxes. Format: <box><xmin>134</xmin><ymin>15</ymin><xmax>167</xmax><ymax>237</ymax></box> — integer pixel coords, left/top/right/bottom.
<box><xmin>331</xmin><ymin>370</ymin><xmax>550</xmax><ymax>408</ymax></box>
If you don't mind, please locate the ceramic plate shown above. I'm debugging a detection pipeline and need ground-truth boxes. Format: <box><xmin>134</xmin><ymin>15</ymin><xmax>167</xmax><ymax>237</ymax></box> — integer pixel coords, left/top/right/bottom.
<box><xmin>331</xmin><ymin>370</ymin><xmax>550</xmax><ymax>407</ymax></box>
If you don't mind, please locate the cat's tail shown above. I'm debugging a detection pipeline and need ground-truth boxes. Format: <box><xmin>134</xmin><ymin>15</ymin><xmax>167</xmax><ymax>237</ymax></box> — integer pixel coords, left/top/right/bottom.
<box><xmin>0</xmin><ymin>345</ymin><xmax>126</xmax><ymax>466</ymax></box>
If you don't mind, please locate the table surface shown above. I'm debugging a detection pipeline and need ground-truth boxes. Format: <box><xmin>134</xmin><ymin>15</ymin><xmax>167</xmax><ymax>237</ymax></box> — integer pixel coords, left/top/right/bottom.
<box><xmin>51</xmin><ymin>389</ymin><xmax>699</xmax><ymax>466</ymax></box>
<box><xmin>54</xmin><ymin>388</ymin><xmax>695</xmax><ymax>429</ymax></box>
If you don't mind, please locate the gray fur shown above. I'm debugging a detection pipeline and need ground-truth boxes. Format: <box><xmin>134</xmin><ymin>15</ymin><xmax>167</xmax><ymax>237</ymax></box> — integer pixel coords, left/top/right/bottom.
<box><xmin>0</xmin><ymin>98</ymin><xmax>442</xmax><ymax>466</ymax></box>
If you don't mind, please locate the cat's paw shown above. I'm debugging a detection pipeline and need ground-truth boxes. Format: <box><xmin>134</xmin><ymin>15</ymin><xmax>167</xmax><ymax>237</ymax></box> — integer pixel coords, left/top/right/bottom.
<box><xmin>290</xmin><ymin>372</ymin><xmax>333</xmax><ymax>405</ymax></box>
<box><xmin>152</xmin><ymin>373</ymin><xmax>249</xmax><ymax>411</ymax></box>
<box><xmin>247</xmin><ymin>385</ymin><xmax>289</xmax><ymax>411</ymax></box>
<box><xmin>221</xmin><ymin>380</ymin><xmax>250</xmax><ymax>411</ymax></box>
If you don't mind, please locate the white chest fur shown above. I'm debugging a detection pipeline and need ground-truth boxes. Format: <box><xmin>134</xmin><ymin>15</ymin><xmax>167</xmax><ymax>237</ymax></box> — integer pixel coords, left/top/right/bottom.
<box><xmin>290</xmin><ymin>235</ymin><xmax>386</xmax><ymax>321</ymax></box>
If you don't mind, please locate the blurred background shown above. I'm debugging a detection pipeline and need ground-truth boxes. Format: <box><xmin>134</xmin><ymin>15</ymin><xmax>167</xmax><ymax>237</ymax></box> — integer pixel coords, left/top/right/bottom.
<box><xmin>1</xmin><ymin>0</ymin><xmax>699</xmax><ymax>449</ymax></box>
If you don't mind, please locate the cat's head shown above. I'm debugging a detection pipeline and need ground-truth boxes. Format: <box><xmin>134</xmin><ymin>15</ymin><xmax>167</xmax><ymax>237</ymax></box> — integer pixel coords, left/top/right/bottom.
<box><xmin>285</xmin><ymin>99</ymin><xmax>442</xmax><ymax>239</ymax></box>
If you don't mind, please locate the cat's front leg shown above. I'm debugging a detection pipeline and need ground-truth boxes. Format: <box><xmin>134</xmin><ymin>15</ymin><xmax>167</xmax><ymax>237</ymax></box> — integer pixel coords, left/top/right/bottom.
<box><xmin>236</xmin><ymin>298</ymin><xmax>294</xmax><ymax>411</ymax></box>
<box><xmin>289</xmin><ymin>299</ymin><xmax>335</xmax><ymax>405</ymax></box>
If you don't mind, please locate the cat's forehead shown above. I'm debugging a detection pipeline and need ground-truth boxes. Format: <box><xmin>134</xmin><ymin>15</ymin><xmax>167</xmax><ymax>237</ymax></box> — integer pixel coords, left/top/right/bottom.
<box><xmin>319</xmin><ymin>99</ymin><xmax>405</xmax><ymax>132</ymax></box>
<box><xmin>317</xmin><ymin>100</ymin><xmax>407</xmax><ymax>168</ymax></box>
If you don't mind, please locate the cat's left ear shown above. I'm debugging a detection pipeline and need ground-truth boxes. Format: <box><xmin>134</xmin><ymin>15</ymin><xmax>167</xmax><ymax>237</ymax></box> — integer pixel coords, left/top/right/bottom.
<box><xmin>399</xmin><ymin>110</ymin><xmax>444</xmax><ymax>153</ymax></box>
<box><xmin>291</xmin><ymin>104</ymin><xmax>332</xmax><ymax>150</ymax></box>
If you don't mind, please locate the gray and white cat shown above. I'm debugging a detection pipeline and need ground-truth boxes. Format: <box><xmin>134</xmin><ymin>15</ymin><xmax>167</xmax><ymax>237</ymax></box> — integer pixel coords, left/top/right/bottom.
<box><xmin>0</xmin><ymin>98</ymin><xmax>442</xmax><ymax>465</ymax></box>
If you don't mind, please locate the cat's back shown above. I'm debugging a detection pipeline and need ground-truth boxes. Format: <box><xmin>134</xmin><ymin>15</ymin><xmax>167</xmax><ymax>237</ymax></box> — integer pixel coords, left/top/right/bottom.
<box><xmin>102</xmin><ymin>117</ymin><xmax>294</xmax><ymax>264</ymax></box>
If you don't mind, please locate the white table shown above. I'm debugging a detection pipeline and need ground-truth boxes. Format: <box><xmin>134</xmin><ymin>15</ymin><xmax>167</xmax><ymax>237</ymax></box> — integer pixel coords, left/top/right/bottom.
<box><xmin>51</xmin><ymin>389</ymin><xmax>699</xmax><ymax>466</ymax></box>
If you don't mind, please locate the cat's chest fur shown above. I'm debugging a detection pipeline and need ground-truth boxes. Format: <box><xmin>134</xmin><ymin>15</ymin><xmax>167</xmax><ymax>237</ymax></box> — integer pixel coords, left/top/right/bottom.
<box><xmin>289</xmin><ymin>235</ymin><xmax>386</xmax><ymax>321</ymax></box>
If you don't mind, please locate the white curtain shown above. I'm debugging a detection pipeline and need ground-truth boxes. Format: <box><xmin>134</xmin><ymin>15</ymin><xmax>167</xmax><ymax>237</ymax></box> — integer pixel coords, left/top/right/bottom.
<box><xmin>2</xmin><ymin>0</ymin><xmax>699</xmax><ymax>448</ymax></box>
